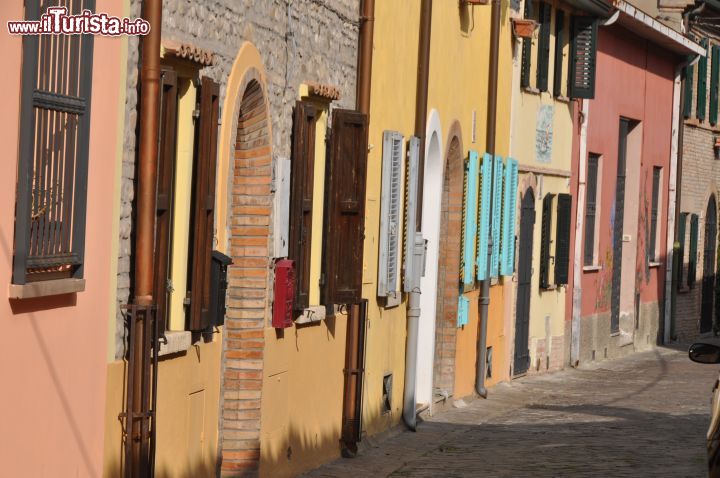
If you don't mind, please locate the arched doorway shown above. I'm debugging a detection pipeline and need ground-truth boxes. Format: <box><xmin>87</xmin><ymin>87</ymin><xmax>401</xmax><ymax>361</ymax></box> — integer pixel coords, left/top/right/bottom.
<box><xmin>701</xmin><ymin>195</ymin><xmax>717</xmax><ymax>334</ymax></box>
<box><xmin>514</xmin><ymin>188</ymin><xmax>535</xmax><ymax>375</ymax></box>
<box><xmin>432</xmin><ymin>132</ymin><xmax>463</xmax><ymax>397</ymax></box>
<box><xmin>221</xmin><ymin>77</ymin><xmax>272</xmax><ymax>473</ymax></box>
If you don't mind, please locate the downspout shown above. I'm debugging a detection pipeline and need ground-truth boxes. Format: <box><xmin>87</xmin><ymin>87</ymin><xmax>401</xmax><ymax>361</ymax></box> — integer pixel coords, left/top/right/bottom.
<box><xmin>403</xmin><ymin>0</ymin><xmax>432</xmax><ymax>431</ymax></box>
<box><xmin>340</xmin><ymin>0</ymin><xmax>374</xmax><ymax>457</ymax></box>
<box><xmin>570</xmin><ymin>99</ymin><xmax>590</xmax><ymax>366</ymax></box>
<box><xmin>664</xmin><ymin>64</ymin><xmax>682</xmax><ymax>345</ymax></box>
<box><xmin>132</xmin><ymin>0</ymin><xmax>161</xmax><ymax>474</ymax></box>
<box><xmin>476</xmin><ymin>0</ymin><xmax>501</xmax><ymax>398</ymax></box>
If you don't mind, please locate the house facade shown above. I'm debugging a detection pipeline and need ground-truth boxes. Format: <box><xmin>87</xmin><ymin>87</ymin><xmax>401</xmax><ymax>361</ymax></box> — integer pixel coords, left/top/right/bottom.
<box><xmin>0</xmin><ymin>1</ymin><xmax>125</xmax><ymax>477</ymax></box>
<box><xmin>567</xmin><ymin>2</ymin><xmax>703</xmax><ymax>365</ymax></box>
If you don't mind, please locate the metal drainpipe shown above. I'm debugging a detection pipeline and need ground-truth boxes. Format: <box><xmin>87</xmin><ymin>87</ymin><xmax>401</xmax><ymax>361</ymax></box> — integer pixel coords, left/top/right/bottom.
<box><xmin>133</xmin><ymin>0</ymin><xmax>161</xmax><ymax>474</ymax></box>
<box><xmin>340</xmin><ymin>0</ymin><xmax>374</xmax><ymax>457</ymax></box>
<box><xmin>475</xmin><ymin>0</ymin><xmax>501</xmax><ymax>399</ymax></box>
<box><xmin>403</xmin><ymin>0</ymin><xmax>432</xmax><ymax>432</ymax></box>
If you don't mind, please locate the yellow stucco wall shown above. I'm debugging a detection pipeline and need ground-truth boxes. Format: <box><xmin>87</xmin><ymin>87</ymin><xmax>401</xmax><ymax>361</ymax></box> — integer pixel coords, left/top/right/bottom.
<box><xmin>103</xmin><ymin>336</ymin><xmax>223</xmax><ymax>478</ymax></box>
<box><xmin>509</xmin><ymin>0</ymin><xmax>575</xmax><ymax>373</ymax></box>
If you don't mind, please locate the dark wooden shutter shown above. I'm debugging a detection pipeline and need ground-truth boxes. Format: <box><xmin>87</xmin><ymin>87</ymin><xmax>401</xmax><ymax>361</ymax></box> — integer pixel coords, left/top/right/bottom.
<box><xmin>584</xmin><ymin>154</ymin><xmax>599</xmax><ymax>265</ymax></box>
<box><xmin>684</xmin><ymin>58</ymin><xmax>695</xmax><ymax>119</ymax></box>
<box><xmin>711</xmin><ymin>45</ymin><xmax>719</xmax><ymax>126</ymax></box>
<box><xmin>689</xmin><ymin>213</ymin><xmax>699</xmax><ymax>287</ymax></box>
<box><xmin>289</xmin><ymin>101</ymin><xmax>316</xmax><ymax>311</ymax></box>
<box><xmin>536</xmin><ymin>2</ymin><xmax>552</xmax><ymax>92</ymax></box>
<box><xmin>568</xmin><ymin>16</ymin><xmax>597</xmax><ymax>99</ymax></box>
<box><xmin>188</xmin><ymin>77</ymin><xmax>220</xmax><ymax>330</ymax></box>
<box><xmin>13</xmin><ymin>0</ymin><xmax>96</xmax><ymax>284</ymax></box>
<box><xmin>323</xmin><ymin>109</ymin><xmax>369</xmax><ymax>305</ymax></box>
<box><xmin>553</xmin><ymin>10</ymin><xmax>565</xmax><ymax>97</ymax></box>
<box><xmin>555</xmin><ymin>194</ymin><xmax>571</xmax><ymax>285</ymax></box>
<box><xmin>153</xmin><ymin>69</ymin><xmax>178</xmax><ymax>330</ymax></box>
<box><xmin>677</xmin><ymin>212</ymin><xmax>687</xmax><ymax>288</ymax></box>
<box><xmin>649</xmin><ymin>167</ymin><xmax>661</xmax><ymax>262</ymax></box>
<box><xmin>539</xmin><ymin>194</ymin><xmax>554</xmax><ymax>289</ymax></box>
<box><xmin>521</xmin><ymin>0</ymin><xmax>534</xmax><ymax>88</ymax></box>
<box><xmin>698</xmin><ymin>39</ymin><xmax>709</xmax><ymax>122</ymax></box>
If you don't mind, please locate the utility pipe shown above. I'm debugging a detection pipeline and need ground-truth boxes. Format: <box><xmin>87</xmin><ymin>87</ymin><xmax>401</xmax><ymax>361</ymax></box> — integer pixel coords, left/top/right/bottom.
<box><xmin>402</xmin><ymin>0</ymin><xmax>432</xmax><ymax>432</ymax></box>
<box><xmin>475</xmin><ymin>0</ymin><xmax>501</xmax><ymax>399</ymax></box>
<box><xmin>570</xmin><ymin>99</ymin><xmax>589</xmax><ymax>366</ymax></box>
<box><xmin>664</xmin><ymin>65</ymin><xmax>682</xmax><ymax>345</ymax></box>
<box><xmin>340</xmin><ymin>0</ymin><xmax>375</xmax><ymax>457</ymax></box>
<box><xmin>132</xmin><ymin>0</ymin><xmax>161</xmax><ymax>474</ymax></box>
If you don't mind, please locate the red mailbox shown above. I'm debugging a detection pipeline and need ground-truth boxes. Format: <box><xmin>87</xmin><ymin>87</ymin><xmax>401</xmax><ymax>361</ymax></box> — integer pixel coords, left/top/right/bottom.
<box><xmin>273</xmin><ymin>259</ymin><xmax>295</xmax><ymax>328</ymax></box>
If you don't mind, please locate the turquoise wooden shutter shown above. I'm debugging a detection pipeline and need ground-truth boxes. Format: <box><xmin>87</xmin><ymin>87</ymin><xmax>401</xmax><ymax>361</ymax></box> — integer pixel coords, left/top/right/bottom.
<box><xmin>457</xmin><ymin>295</ymin><xmax>469</xmax><ymax>327</ymax></box>
<box><xmin>477</xmin><ymin>153</ymin><xmax>492</xmax><ymax>280</ymax></box>
<box><xmin>501</xmin><ymin>158</ymin><xmax>519</xmax><ymax>276</ymax></box>
<box><xmin>462</xmin><ymin>151</ymin><xmax>480</xmax><ymax>287</ymax></box>
<box><xmin>491</xmin><ymin>155</ymin><xmax>504</xmax><ymax>278</ymax></box>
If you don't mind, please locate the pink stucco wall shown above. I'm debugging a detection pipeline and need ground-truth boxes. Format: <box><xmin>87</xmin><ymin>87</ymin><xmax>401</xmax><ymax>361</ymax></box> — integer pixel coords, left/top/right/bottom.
<box><xmin>569</xmin><ymin>25</ymin><xmax>676</xmax><ymax>319</ymax></box>
<box><xmin>0</xmin><ymin>2</ymin><xmax>123</xmax><ymax>476</ymax></box>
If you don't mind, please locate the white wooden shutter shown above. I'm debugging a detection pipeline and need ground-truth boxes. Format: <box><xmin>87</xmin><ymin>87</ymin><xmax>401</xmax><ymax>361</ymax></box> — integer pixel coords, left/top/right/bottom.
<box><xmin>403</xmin><ymin>136</ymin><xmax>421</xmax><ymax>292</ymax></box>
<box><xmin>378</xmin><ymin>131</ymin><xmax>404</xmax><ymax>303</ymax></box>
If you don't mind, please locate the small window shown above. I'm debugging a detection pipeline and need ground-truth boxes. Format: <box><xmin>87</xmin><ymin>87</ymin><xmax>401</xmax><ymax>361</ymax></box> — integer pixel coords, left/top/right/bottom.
<box><xmin>584</xmin><ymin>154</ymin><xmax>600</xmax><ymax>266</ymax></box>
<box><xmin>648</xmin><ymin>167</ymin><xmax>662</xmax><ymax>263</ymax></box>
<box><xmin>13</xmin><ymin>2</ymin><xmax>95</xmax><ymax>285</ymax></box>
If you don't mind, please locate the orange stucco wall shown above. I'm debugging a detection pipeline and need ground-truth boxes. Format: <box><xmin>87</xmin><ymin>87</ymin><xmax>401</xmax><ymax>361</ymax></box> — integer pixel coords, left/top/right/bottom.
<box><xmin>0</xmin><ymin>2</ymin><xmax>123</xmax><ymax>476</ymax></box>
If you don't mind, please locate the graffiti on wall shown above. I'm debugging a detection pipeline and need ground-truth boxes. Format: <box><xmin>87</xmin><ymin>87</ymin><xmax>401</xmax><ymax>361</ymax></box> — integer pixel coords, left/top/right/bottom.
<box><xmin>535</xmin><ymin>105</ymin><xmax>553</xmax><ymax>163</ymax></box>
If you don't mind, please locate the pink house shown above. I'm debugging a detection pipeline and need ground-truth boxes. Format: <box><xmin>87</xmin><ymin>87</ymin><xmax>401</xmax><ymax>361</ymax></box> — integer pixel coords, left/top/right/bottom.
<box><xmin>0</xmin><ymin>2</ymin><xmax>124</xmax><ymax>476</ymax></box>
<box><xmin>566</xmin><ymin>4</ymin><xmax>703</xmax><ymax>364</ymax></box>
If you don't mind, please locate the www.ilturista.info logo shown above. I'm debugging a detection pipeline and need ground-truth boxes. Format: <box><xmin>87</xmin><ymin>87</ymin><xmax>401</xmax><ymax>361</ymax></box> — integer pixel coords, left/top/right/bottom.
<box><xmin>7</xmin><ymin>7</ymin><xmax>150</xmax><ymax>36</ymax></box>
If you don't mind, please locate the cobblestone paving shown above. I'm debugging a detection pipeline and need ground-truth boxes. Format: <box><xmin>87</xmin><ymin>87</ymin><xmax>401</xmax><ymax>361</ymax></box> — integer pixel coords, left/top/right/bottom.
<box><xmin>304</xmin><ymin>347</ymin><xmax>718</xmax><ymax>477</ymax></box>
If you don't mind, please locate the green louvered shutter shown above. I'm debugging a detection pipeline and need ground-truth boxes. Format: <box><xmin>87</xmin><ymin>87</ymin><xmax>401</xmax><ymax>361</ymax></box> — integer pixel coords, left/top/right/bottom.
<box><xmin>554</xmin><ymin>194</ymin><xmax>572</xmax><ymax>285</ymax></box>
<box><xmin>689</xmin><ymin>213</ymin><xmax>699</xmax><ymax>286</ymax></box>
<box><xmin>462</xmin><ymin>151</ymin><xmax>480</xmax><ymax>288</ymax></box>
<box><xmin>491</xmin><ymin>156</ymin><xmax>504</xmax><ymax>278</ymax></box>
<box><xmin>537</xmin><ymin>2</ymin><xmax>552</xmax><ymax>92</ymax></box>
<box><xmin>568</xmin><ymin>16</ymin><xmax>598</xmax><ymax>99</ymax></box>
<box><xmin>539</xmin><ymin>194</ymin><xmax>554</xmax><ymax>289</ymax></box>
<box><xmin>684</xmin><ymin>58</ymin><xmax>695</xmax><ymax>119</ymax></box>
<box><xmin>711</xmin><ymin>44</ymin><xmax>719</xmax><ymax>126</ymax></box>
<box><xmin>698</xmin><ymin>39</ymin><xmax>709</xmax><ymax>122</ymax></box>
<box><xmin>501</xmin><ymin>158</ymin><xmax>519</xmax><ymax>276</ymax></box>
<box><xmin>521</xmin><ymin>0</ymin><xmax>534</xmax><ymax>88</ymax></box>
<box><xmin>677</xmin><ymin>212</ymin><xmax>687</xmax><ymax>288</ymax></box>
<box><xmin>457</xmin><ymin>295</ymin><xmax>469</xmax><ymax>327</ymax></box>
<box><xmin>553</xmin><ymin>10</ymin><xmax>565</xmax><ymax>97</ymax></box>
<box><xmin>477</xmin><ymin>153</ymin><xmax>493</xmax><ymax>280</ymax></box>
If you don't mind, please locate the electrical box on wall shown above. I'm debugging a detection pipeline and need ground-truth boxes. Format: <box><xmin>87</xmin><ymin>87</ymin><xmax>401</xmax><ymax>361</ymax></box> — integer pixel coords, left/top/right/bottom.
<box><xmin>273</xmin><ymin>259</ymin><xmax>295</xmax><ymax>328</ymax></box>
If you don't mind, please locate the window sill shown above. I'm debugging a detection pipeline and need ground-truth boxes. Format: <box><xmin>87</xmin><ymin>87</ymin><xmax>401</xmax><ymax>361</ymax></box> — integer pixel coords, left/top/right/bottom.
<box><xmin>158</xmin><ymin>330</ymin><xmax>192</xmax><ymax>357</ymax></box>
<box><xmin>9</xmin><ymin>278</ymin><xmax>85</xmax><ymax>299</ymax></box>
<box><xmin>523</xmin><ymin>86</ymin><xmax>541</xmax><ymax>96</ymax></box>
<box><xmin>555</xmin><ymin>95</ymin><xmax>571</xmax><ymax>104</ymax></box>
<box><xmin>540</xmin><ymin>284</ymin><xmax>557</xmax><ymax>291</ymax></box>
<box><xmin>296</xmin><ymin>305</ymin><xmax>326</xmax><ymax>325</ymax></box>
<box><xmin>583</xmin><ymin>265</ymin><xmax>602</xmax><ymax>272</ymax></box>
<box><xmin>648</xmin><ymin>261</ymin><xmax>662</xmax><ymax>268</ymax></box>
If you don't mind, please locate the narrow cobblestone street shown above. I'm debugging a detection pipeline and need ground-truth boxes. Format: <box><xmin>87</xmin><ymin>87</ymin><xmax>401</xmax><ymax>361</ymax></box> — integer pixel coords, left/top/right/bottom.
<box><xmin>304</xmin><ymin>347</ymin><xmax>718</xmax><ymax>477</ymax></box>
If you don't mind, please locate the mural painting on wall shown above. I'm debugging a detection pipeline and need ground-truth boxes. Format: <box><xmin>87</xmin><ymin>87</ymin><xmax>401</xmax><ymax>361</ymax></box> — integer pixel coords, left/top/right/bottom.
<box><xmin>536</xmin><ymin>104</ymin><xmax>553</xmax><ymax>163</ymax></box>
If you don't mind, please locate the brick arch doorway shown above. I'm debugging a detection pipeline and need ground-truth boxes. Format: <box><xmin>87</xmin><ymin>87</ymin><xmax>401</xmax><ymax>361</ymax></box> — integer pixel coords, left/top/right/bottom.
<box><xmin>221</xmin><ymin>78</ymin><xmax>271</xmax><ymax>475</ymax></box>
<box><xmin>432</xmin><ymin>129</ymin><xmax>464</xmax><ymax>399</ymax></box>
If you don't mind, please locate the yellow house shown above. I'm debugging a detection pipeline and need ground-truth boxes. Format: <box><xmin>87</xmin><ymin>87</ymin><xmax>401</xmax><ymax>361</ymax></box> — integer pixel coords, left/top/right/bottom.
<box><xmin>507</xmin><ymin>0</ymin><xmax>578</xmax><ymax>377</ymax></box>
<box><xmin>367</xmin><ymin>0</ymin><xmax>515</xmax><ymax>422</ymax></box>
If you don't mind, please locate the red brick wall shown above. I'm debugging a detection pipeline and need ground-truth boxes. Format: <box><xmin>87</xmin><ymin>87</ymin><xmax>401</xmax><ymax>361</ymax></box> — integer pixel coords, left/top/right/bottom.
<box><xmin>221</xmin><ymin>79</ymin><xmax>271</xmax><ymax>476</ymax></box>
<box><xmin>433</xmin><ymin>135</ymin><xmax>463</xmax><ymax>397</ymax></box>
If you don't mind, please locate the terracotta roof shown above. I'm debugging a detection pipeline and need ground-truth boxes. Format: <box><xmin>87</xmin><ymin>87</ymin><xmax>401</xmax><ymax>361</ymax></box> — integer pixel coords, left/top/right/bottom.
<box><xmin>162</xmin><ymin>40</ymin><xmax>214</xmax><ymax>66</ymax></box>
